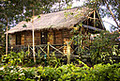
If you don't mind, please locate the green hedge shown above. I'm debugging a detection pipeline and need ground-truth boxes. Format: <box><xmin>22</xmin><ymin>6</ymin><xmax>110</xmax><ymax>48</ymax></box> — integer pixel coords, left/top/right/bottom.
<box><xmin>0</xmin><ymin>63</ymin><xmax>120</xmax><ymax>81</ymax></box>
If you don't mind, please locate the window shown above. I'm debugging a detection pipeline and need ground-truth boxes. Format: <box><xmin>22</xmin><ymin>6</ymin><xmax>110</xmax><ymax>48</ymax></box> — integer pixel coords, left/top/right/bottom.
<box><xmin>41</xmin><ymin>32</ymin><xmax>47</xmax><ymax>44</ymax></box>
<box><xmin>16</xmin><ymin>34</ymin><xmax>21</xmax><ymax>45</ymax></box>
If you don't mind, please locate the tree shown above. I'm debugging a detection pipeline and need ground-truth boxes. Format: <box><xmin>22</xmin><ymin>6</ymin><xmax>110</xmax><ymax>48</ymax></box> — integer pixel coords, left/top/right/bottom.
<box><xmin>0</xmin><ymin>1</ymin><xmax>24</xmax><ymax>55</ymax></box>
<box><xmin>84</xmin><ymin>0</ymin><xmax>120</xmax><ymax>28</ymax></box>
<box><xmin>0</xmin><ymin>0</ymin><xmax>73</xmax><ymax>62</ymax></box>
<box><xmin>0</xmin><ymin>24</ymin><xmax>5</xmax><ymax>56</ymax></box>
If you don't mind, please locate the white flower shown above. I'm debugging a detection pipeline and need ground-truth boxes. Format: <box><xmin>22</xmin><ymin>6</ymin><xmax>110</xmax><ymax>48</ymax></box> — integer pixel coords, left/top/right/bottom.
<box><xmin>19</xmin><ymin>73</ymin><xmax>25</xmax><ymax>76</ymax></box>
<box><xmin>10</xmin><ymin>70</ymin><xmax>13</xmax><ymax>73</ymax></box>
<box><xmin>18</xmin><ymin>68</ymin><xmax>23</xmax><ymax>72</ymax></box>
<box><xmin>0</xmin><ymin>67</ymin><xmax>4</xmax><ymax>70</ymax></box>
<box><xmin>19</xmin><ymin>68</ymin><xmax>22</xmax><ymax>70</ymax></box>
<box><xmin>11</xmin><ymin>66</ymin><xmax>14</xmax><ymax>68</ymax></box>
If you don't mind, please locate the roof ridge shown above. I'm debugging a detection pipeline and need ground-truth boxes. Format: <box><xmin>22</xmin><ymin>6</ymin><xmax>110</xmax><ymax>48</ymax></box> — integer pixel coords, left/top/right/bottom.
<box><xmin>36</xmin><ymin>6</ymin><xmax>84</xmax><ymax>16</ymax></box>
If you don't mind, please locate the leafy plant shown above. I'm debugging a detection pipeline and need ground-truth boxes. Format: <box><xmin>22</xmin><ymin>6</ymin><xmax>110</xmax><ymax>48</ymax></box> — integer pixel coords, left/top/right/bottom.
<box><xmin>72</xmin><ymin>27</ymin><xmax>120</xmax><ymax>65</ymax></box>
<box><xmin>1</xmin><ymin>51</ymin><xmax>27</xmax><ymax>66</ymax></box>
<box><xmin>0</xmin><ymin>62</ymin><xmax>120</xmax><ymax>81</ymax></box>
<box><xmin>90</xmin><ymin>31</ymin><xmax>120</xmax><ymax>64</ymax></box>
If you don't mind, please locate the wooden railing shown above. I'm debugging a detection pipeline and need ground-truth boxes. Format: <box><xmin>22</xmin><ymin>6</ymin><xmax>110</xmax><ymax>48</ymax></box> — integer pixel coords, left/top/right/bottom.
<box><xmin>8</xmin><ymin>42</ymin><xmax>79</xmax><ymax>64</ymax></box>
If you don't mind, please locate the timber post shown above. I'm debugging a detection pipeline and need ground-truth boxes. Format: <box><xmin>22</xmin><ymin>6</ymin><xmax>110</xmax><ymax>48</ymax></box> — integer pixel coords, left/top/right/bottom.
<box><xmin>32</xmin><ymin>21</ymin><xmax>36</xmax><ymax>63</ymax></box>
<box><xmin>31</xmin><ymin>8</ymin><xmax>36</xmax><ymax>63</ymax></box>
<box><xmin>32</xmin><ymin>9</ymin><xmax>36</xmax><ymax>63</ymax></box>
<box><xmin>67</xmin><ymin>42</ymin><xmax>71</xmax><ymax>64</ymax></box>
<box><xmin>6</xmin><ymin>25</ymin><xmax>8</xmax><ymax>55</ymax></box>
<box><xmin>94</xmin><ymin>10</ymin><xmax>96</xmax><ymax>27</ymax></box>
<box><xmin>47</xmin><ymin>42</ymin><xmax>50</xmax><ymax>59</ymax></box>
<box><xmin>28</xmin><ymin>45</ymin><xmax>30</xmax><ymax>56</ymax></box>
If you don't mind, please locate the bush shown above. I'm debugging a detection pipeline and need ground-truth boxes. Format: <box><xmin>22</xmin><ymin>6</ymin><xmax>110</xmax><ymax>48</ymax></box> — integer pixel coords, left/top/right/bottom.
<box><xmin>72</xmin><ymin>30</ymin><xmax>120</xmax><ymax>65</ymax></box>
<box><xmin>90</xmin><ymin>31</ymin><xmax>120</xmax><ymax>64</ymax></box>
<box><xmin>0</xmin><ymin>51</ymin><xmax>65</xmax><ymax>67</ymax></box>
<box><xmin>1</xmin><ymin>51</ymin><xmax>26</xmax><ymax>66</ymax></box>
<box><xmin>0</xmin><ymin>63</ymin><xmax>120</xmax><ymax>81</ymax></box>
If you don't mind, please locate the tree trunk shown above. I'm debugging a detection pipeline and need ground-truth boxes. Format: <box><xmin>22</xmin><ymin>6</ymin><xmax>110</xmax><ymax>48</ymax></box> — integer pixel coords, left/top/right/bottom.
<box><xmin>6</xmin><ymin>25</ymin><xmax>8</xmax><ymax>55</ymax></box>
<box><xmin>105</xmin><ymin>0</ymin><xmax>120</xmax><ymax>28</ymax></box>
<box><xmin>32</xmin><ymin>9</ymin><xmax>36</xmax><ymax>63</ymax></box>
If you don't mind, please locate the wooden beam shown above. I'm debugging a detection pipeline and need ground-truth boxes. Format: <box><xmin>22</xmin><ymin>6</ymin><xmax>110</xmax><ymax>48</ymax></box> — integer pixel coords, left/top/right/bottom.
<box><xmin>88</xmin><ymin>17</ymin><xmax>99</xmax><ymax>20</ymax></box>
<box><xmin>83</xmin><ymin>25</ymin><xmax>103</xmax><ymax>31</ymax></box>
<box><xmin>39</xmin><ymin>46</ymin><xmax>47</xmax><ymax>54</ymax></box>
<box><xmin>49</xmin><ymin>44</ymin><xmax>64</xmax><ymax>55</ymax></box>
<box><xmin>47</xmin><ymin>42</ymin><xmax>50</xmax><ymax>59</ymax></box>
<box><xmin>94</xmin><ymin>10</ymin><xmax>96</xmax><ymax>27</ymax></box>
<box><xmin>36</xmin><ymin>45</ymin><xmax>47</xmax><ymax>54</ymax></box>
<box><xmin>28</xmin><ymin>45</ymin><xmax>30</xmax><ymax>56</ymax></box>
<box><xmin>61</xmin><ymin>29</ymin><xmax>64</xmax><ymax>44</ymax></box>
<box><xmin>51</xmin><ymin>45</ymin><xmax>64</xmax><ymax>54</ymax></box>
<box><xmin>53</xmin><ymin>30</ymin><xmax>56</xmax><ymax>44</ymax></box>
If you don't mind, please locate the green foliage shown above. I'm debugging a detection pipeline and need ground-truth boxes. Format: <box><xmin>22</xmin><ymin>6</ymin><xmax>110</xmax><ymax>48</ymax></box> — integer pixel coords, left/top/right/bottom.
<box><xmin>90</xmin><ymin>31</ymin><xmax>120</xmax><ymax>64</ymax></box>
<box><xmin>72</xmin><ymin>27</ymin><xmax>120</xmax><ymax>65</ymax></box>
<box><xmin>0</xmin><ymin>25</ymin><xmax>5</xmax><ymax>56</ymax></box>
<box><xmin>0</xmin><ymin>0</ymin><xmax>72</xmax><ymax>26</ymax></box>
<box><xmin>0</xmin><ymin>66</ymin><xmax>37</xmax><ymax>81</ymax></box>
<box><xmin>47</xmin><ymin>52</ymin><xmax>64</xmax><ymax>67</ymax></box>
<box><xmin>1</xmin><ymin>51</ymin><xmax>26</xmax><ymax>66</ymax></box>
<box><xmin>0</xmin><ymin>63</ymin><xmax>120</xmax><ymax>81</ymax></box>
<box><xmin>0</xmin><ymin>50</ymin><xmax>66</xmax><ymax>67</ymax></box>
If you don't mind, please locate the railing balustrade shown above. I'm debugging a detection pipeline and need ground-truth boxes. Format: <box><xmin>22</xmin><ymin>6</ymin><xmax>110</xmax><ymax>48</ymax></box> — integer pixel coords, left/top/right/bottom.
<box><xmin>9</xmin><ymin>43</ymin><xmax>68</xmax><ymax>56</ymax></box>
<box><xmin>8</xmin><ymin>42</ymin><xmax>80</xmax><ymax>64</ymax></box>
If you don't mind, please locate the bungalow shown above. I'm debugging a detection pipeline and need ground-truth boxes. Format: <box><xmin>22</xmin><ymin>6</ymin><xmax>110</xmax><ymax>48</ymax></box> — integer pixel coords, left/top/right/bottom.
<box><xmin>7</xmin><ymin>7</ymin><xmax>105</xmax><ymax>55</ymax></box>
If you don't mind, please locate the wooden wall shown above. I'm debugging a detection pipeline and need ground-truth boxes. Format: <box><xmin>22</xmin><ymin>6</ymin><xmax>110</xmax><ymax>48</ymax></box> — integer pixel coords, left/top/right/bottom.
<box><xmin>9</xmin><ymin>29</ymin><xmax>73</xmax><ymax>46</ymax></box>
<box><xmin>48</xmin><ymin>31</ymin><xmax>54</xmax><ymax>44</ymax></box>
<box><xmin>35</xmin><ymin>31</ymin><xmax>41</xmax><ymax>45</ymax></box>
<box><xmin>54</xmin><ymin>30</ymin><xmax>62</xmax><ymax>44</ymax></box>
<box><xmin>9</xmin><ymin>34</ymin><xmax>16</xmax><ymax>46</ymax></box>
<box><xmin>21</xmin><ymin>32</ymin><xmax>25</xmax><ymax>45</ymax></box>
<box><xmin>9</xmin><ymin>29</ymin><xmax>74</xmax><ymax>54</ymax></box>
<box><xmin>24</xmin><ymin>31</ymin><xmax>32</xmax><ymax>46</ymax></box>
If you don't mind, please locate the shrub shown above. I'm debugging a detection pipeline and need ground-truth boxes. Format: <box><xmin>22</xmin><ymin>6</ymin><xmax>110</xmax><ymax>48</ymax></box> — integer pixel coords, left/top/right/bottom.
<box><xmin>72</xmin><ymin>30</ymin><xmax>120</xmax><ymax>65</ymax></box>
<box><xmin>90</xmin><ymin>31</ymin><xmax>120</xmax><ymax>64</ymax></box>
<box><xmin>0</xmin><ymin>51</ymin><xmax>26</xmax><ymax>66</ymax></box>
<box><xmin>0</xmin><ymin>63</ymin><xmax>120</xmax><ymax>81</ymax></box>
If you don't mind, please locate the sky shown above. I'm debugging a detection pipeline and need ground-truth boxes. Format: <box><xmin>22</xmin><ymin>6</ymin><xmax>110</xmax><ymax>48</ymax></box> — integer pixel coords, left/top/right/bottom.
<box><xmin>72</xmin><ymin>0</ymin><xmax>117</xmax><ymax>31</ymax></box>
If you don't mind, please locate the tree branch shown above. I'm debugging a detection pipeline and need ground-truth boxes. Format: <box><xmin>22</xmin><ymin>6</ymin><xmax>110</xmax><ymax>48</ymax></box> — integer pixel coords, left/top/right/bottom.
<box><xmin>104</xmin><ymin>0</ymin><xmax>120</xmax><ymax>28</ymax></box>
<box><xmin>0</xmin><ymin>12</ymin><xmax>8</xmax><ymax>55</ymax></box>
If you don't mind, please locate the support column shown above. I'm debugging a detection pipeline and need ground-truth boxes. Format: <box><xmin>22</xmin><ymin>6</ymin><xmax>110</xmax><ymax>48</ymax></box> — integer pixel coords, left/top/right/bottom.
<box><xmin>47</xmin><ymin>42</ymin><xmax>50</xmax><ymax>59</ymax></box>
<box><xmin>6</xmin><ymin>25</ymin><xmax>8</xmax><ymax>55</ymax></box>
<box><xmin>67</xmin><ymin>42</ymin><xmax>71</xmax><ymax>64</ymax></box>
<box><xmin>94</xmin><ymin>10</ymin><xmax>96</xmax><ymax>27</ymax></box>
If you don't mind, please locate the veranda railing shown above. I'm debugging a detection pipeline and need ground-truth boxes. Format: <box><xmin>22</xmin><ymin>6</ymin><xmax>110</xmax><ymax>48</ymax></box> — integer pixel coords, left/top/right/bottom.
<box><xmin>8</xmin><ymin>42</ymin><xmax>73</xmax><ymax>64</ymax></box>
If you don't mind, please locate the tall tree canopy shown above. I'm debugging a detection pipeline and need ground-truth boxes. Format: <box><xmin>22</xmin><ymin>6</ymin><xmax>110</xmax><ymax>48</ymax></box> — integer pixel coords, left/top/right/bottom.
<box><xmin>0</xmin><ymin>0</ymin><xmax>72</xmax><ymax>54</ymax></box>
<box><xmin>0</xmin><ymin>0</ymin><xmax>72</xmax><ymax>26</ymax></box>
<box><xmin>0</xmin><ymin>0</ymin><xmax>56</xmax><ymax>26</ymax></box>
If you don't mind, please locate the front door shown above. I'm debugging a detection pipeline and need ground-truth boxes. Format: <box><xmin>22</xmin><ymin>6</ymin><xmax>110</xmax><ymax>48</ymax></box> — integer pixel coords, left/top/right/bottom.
<box><xmin>41</xmin><ymin>31</ymin><xmax>47</xmax><ymax>44</ymax></box>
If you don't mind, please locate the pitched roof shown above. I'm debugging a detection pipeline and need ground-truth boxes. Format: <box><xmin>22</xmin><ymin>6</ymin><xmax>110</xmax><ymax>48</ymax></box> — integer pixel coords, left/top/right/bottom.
<box><xmin>7</xmin><ymin>7</ymin><xmax>102</xmax><ymax>34</ymax></box>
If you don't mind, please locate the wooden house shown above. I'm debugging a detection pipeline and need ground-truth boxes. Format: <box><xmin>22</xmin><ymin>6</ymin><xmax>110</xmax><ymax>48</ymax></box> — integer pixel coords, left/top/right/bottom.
<box><xmin>7</xmin><ymin>7</ymin><xmax>105</xmax><ymax>55</ymax></box>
